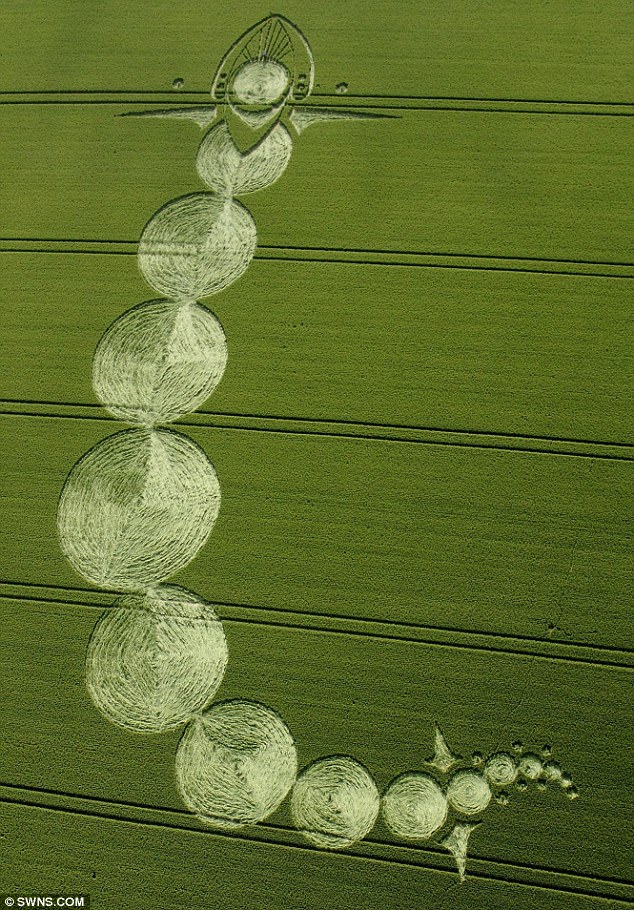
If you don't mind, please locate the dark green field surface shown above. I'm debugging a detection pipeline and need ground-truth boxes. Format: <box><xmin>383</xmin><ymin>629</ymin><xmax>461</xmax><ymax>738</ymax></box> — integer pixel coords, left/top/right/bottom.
<box><xmin>1</xmin><ymin>414</ymin><xmax>633</xmax><ymax>646</ymax></box>
<box><xmin>1</xmin><ymin>106</ymin><xmax>633</xmax><ymax>264</ymax></box>
<box><xmin>1</xmin><ymin>0</ymin><xmax>632</xmax><ymax>100</ymax></box>
<box><xmin>1</xmin><ymin>256</ymin><xmax>633</xmax><ymax>442</ymax></box>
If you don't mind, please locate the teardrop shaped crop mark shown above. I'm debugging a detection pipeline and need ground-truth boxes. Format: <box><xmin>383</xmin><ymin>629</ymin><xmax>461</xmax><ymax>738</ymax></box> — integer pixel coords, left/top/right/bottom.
<box><xmin>55</xmin><ymin>15</ymin><xmax>577</xmax><ymax>880</ymax></box>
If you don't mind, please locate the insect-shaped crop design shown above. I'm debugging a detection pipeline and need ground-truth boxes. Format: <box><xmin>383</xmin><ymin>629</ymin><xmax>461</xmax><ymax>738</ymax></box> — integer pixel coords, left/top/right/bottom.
<box><xmin>56</xmin><ymin>14</ymin><xmax>577</xmax><ymax>880</ymax></box>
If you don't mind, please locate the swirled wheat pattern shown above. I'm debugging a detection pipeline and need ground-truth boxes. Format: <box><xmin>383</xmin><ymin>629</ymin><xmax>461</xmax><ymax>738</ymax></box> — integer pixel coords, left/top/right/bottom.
<box><xmin>57</xmin><ymin>15</ymin><xmax>576</xmax><ymax>879</ymax></box>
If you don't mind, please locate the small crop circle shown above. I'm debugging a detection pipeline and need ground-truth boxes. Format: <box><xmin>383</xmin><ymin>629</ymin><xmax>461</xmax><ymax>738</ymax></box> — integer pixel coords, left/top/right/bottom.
<box><xmin>176</xmin><ymin>700</ymin><xmax>297</xmax><ymax>829</ymax></box>
<box><xmin>447</xmin><ymin>771</ymin><xmax>492</xmax><ymax>816</ymax></box>
<box><xmin>382</xmin><ymin>772</ymin><xmax>448</xmax><ymax>840</ymax></box>
<box><xmin>519</xmin><ymin>753</ymin><xmax>543</xmax><ymax>781</ymax></box>
<box><xmin>484</xmin><ymin>752</ymin><xmax>517</xmax><ymax>788</ymax></box>
<box><xmin>292</xmin><ymin>756</ymin><xmax>380</xmax><ymax>848</ymax></box>
<box><xmin>232</xmin><ymin>60</ymin><xmax>290</xmax><ymax>105</ymax></box>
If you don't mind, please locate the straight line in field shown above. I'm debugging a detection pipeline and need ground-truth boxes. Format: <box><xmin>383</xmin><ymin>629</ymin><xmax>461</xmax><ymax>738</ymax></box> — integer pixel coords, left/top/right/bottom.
<box><xmin>1</xmin><ymin>402</ymin><xmax>633</xmax><ymax>461</ymax></box>
<box><xmin>0</xmin><ymin>783</ymin><xmax>631</xmax><ymax>903</ymax></box>
<box><xmin>1</xmin><ymin>583</ymin><xmax>631</xmax><ymax>670</ymax></box>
